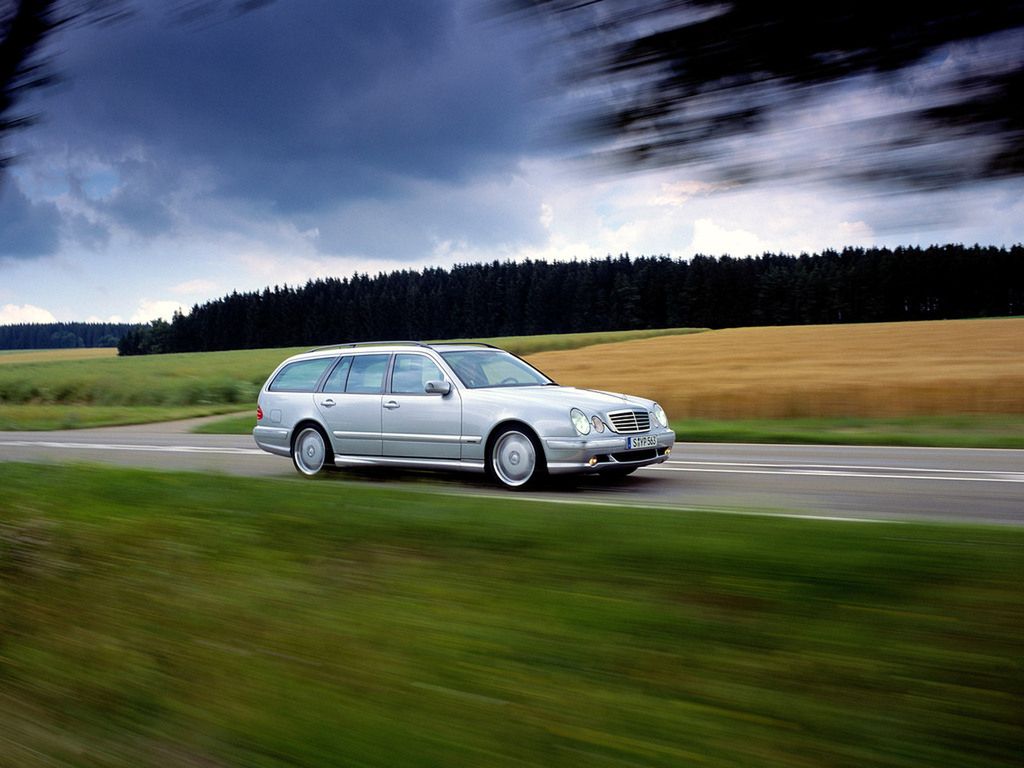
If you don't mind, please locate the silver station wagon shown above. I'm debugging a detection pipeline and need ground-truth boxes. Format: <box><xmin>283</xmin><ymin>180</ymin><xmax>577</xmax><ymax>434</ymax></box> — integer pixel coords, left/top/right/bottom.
<box><xmin>253</xmin><ymin>341</ymin><xmax>675</xmax><ymax>488</ymax></box>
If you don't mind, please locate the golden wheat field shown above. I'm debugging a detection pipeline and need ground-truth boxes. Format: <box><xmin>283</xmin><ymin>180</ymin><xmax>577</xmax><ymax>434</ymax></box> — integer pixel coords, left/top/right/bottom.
<box><xmin>530</xmin><ymin>318</ymin><xmax>1024</xmax><ymax>418</ymax></box>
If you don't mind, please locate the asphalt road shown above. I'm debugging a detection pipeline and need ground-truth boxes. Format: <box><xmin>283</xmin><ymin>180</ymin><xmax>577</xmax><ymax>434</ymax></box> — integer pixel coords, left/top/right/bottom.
<box><xmin>1</xmin><ymin>422</ymin><xmax>1022</xmax><ymax>525</ymax></box>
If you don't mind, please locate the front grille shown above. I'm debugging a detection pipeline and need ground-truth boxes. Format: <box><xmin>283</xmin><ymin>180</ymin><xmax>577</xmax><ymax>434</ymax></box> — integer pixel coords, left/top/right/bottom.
<box><xmin>607</xmin><ymin>409</ymin><xmax>651</xmax><ymax>434</ymax></box>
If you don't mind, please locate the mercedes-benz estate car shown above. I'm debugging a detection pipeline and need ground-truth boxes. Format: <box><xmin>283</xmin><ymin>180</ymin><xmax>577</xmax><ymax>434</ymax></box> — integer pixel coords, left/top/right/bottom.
<box><xmin>253</xmin><ymin>341</ymin><xmax>675</xmax><ymax>488</ymax></box>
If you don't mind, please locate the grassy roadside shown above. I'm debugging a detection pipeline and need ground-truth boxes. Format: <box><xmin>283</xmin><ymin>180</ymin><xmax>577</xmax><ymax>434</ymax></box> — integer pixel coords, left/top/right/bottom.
<box><xmin>670</xmin><ymin>414</ymin><xmax>1024</xmax><ymax>449</ymax></box>
<box><xmin>190</xmin><ymin>411</ymin><xmax>257</xmax><ymax>434</ymax></box>
<box><xmin>0</xmin><ymin>404</ymin><xmax>247</xmax><ymax>431</ymax></box>
<box><xmin>193</xmin><ymin>411</ymin><xmax>1024</xmax><ymax>449</ymax></box>
<box><xmin>1</xmin><ymin>464</ymin><xmax>1020</xmax><ymax>767</ymax></box>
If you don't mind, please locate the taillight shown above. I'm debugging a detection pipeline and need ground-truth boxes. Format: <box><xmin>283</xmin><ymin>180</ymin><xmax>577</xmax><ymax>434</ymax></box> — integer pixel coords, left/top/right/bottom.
<box><xmin>257</xmin><ymin>405</ymin><xmax>263</xmax><ymax>421</ymax></box>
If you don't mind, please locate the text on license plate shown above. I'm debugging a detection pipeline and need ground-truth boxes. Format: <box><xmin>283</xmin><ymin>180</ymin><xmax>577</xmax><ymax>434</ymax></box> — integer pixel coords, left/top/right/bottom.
<box><xmin>627</xmin><ymin>435</ymin><xmax>657</xmax><ymax>449</ymax></box>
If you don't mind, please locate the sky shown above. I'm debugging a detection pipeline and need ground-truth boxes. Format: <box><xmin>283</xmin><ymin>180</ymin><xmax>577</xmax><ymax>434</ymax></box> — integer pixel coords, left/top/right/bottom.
<box><xmin>1</xmin><ymin>0</ymin><xmax>1022</xmax><ymax>325</ymax></box>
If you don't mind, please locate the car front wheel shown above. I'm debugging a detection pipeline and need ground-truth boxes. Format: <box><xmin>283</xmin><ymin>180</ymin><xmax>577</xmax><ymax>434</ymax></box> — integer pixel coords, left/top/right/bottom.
<box><xmin>488</xmin><ymin>427</ymin><xmax>545</xmax><ymax>489</ymax></box>
<box><xmin>292</xmin><ymin>426</ymin><xmax>329</xmax><ymax>476</ymax></box>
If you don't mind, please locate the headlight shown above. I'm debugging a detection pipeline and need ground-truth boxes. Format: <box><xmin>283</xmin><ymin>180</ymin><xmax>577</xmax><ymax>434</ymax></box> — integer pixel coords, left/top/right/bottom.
<box><xmin>652</xmin><ymin>403</ymin><xmax>668</xmax><ymax>427</ymax></box>
<box><xmin>591</xmin><ymin>415</ymin><xmax>606</xmax><ymax>433</ymax></box>
<box><xmin>570</xmin><ymin>408</ymin><xmax>591</xmax><ymax>435</ymax></box>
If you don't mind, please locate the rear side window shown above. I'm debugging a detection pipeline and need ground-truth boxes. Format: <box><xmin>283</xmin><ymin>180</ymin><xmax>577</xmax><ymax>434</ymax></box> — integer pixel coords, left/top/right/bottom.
<box><xmin>322</xmin><ymin>356</ymin><xmax>353</xmax><ymax>393</ymax></box>
<box><xmin>345</xmin><ymin>354</ymin><xmax>390</xmax><ymax>394</ymax></box>
<box><xmin>268</xmin><ymin>358</ymin><xmax>334</xmax><ymax>393</ymax></box>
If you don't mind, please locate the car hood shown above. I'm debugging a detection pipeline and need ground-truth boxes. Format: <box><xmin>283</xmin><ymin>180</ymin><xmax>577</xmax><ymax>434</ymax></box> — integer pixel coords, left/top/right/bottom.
<box><xmin>464</xmin><ymin>385</ymin><xmax>654</xmax><ymax>414</ymax></box>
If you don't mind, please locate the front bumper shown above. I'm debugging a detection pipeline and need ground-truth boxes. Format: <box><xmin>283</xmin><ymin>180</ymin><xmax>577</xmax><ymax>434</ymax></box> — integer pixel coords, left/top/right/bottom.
<box><xmin>543</xmin><ymin>428</ymin><xmax>675</xmax><ymax>475</ymax></box>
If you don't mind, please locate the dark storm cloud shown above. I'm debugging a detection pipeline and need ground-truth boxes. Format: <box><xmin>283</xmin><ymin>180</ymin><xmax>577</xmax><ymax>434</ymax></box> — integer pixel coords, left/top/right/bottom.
<box><xmin>81</xmin><ymin>156</ymin><xmax>178</xmax><ymax>236</ymax></box>
<box><xmin>0</xmin><ymin>177</ymin><xmax>61</xmax><ymax>258</ymax></box>
<box><xmin>27</xmin><ymin>0</ymin><xmax>543</xmax><ymax>242</ymax></box>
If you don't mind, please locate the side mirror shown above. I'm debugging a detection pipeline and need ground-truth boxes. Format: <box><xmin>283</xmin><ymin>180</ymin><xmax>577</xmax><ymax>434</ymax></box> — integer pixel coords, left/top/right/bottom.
<box><xmin>424</xmin><ymin>380</ymin><xmax>451</xmax><ymax>396</ymax></box>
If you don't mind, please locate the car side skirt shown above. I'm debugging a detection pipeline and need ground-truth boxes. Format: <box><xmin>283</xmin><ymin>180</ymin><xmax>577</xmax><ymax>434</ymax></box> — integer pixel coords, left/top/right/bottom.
<box><xmin>332</xmin><ymin>454</ymin><xmax>487</xmax><ymax>473</ymax></box>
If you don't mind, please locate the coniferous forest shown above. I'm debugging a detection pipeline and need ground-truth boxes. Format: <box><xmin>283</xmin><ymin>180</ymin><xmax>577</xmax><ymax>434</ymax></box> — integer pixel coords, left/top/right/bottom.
<box><xmin>0</xmin><ymin>322</ymin><xmax>138</xmax><ymax>350</ymax></box>
<box><xmin>3</xmin><ymin>245</ymin><xmax>1018</xmax><ymax>354</ymax></box>
<box><xmin>113</xmin><ymin>244</ymin><xmax>1023</xmax><ymax>355</ymax></box>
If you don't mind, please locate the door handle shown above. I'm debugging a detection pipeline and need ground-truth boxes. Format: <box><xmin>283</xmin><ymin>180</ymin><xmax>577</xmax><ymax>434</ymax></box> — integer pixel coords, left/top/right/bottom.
<box><xmin>383</xmin><ymin>400</ymin><xmax>400</xmax><ymax>410</ymax></box>
<box><xmin>321</xmin><ymin>398</ymin><xmax>336</xmax><ymax>408</ymax></box>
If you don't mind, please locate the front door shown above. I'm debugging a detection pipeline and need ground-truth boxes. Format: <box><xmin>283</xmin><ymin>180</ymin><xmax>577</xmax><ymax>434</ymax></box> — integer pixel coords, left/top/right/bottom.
<box><xmin>382</xmin><ymin>353</ymin><xmax>462</xmax><ymax>459</ymax></box>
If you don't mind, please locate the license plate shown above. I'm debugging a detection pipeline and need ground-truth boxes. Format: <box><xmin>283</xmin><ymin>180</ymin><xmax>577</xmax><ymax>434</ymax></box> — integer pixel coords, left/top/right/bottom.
<box><xmin>627</xmin><ymin>435</ymin><xmax>657</xmax><ymax>449</ymax></box>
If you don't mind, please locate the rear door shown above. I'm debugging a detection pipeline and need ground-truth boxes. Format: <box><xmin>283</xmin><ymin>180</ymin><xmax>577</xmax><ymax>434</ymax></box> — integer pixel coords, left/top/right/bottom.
<box><xmin>315</xmin><ymin>353</ymin><xmax>390</xmax><ymax>456</ymax></box>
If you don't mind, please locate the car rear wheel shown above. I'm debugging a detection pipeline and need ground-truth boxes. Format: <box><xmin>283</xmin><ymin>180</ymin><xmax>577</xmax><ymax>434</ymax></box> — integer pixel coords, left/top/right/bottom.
<box><xmin>489</xmin><ymin>427</ymin><xmax>545</xmax><ymax>489</ymax></box>
<box><xmin>292</xmin><ymin>426</ymin><xmax>329</xmax><ymax>476</ymax></box>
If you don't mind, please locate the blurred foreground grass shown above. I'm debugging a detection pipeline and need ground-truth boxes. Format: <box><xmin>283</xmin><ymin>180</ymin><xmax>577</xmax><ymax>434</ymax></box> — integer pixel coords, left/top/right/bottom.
<box><xmin>1</xmin><ymin>464</ymin><xmax>1021</xmax><ymax>767</ymax></box>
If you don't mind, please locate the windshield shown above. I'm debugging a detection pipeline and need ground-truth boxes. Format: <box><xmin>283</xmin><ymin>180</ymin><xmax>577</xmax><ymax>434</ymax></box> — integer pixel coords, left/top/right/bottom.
<box><xmin>440</xmin><ymin>350</ymin><xmax>553</xmax><ymax>389</ymax></box>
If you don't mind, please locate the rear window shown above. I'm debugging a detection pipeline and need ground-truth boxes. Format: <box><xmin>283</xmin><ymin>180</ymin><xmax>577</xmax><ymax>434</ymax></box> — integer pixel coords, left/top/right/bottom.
<box><xmin>268</xmin><ymin>358</ymin><xmax>334</xmax><ymax>393</ymax></box>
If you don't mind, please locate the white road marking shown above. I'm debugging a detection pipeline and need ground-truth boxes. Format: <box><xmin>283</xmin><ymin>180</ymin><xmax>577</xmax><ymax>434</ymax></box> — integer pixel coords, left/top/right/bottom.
<box><xmin>3</xmin><ymin>439</ymin><xmax>1022</xmax><ymax>483</ymax></box>
<box><xmin>667</xmin><ymin>459</ymin><xmax>1023</xmax><ymax>474</ymax></box>
<box><xmin>0</xmin><ymin>440</ymin><xmax>269</xmax><ymax>456</ymax></box>
<box><xmin>649</xmin><ymin>460</ymin><xmax>1024</xmax><ymax>484</ymax></box>
<box><xmin>455</xmin><ymin>491</ymin><xmax>900</xmax><ymax>523</ymax></box>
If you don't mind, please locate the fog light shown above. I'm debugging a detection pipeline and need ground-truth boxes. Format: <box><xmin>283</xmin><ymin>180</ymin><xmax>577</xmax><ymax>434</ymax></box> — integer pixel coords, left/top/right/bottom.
<box><xmin>588</xmin><ymin>457</ymin><xmax>598</xmax><ymax>466</ymax></box>
<box><xmin>665</xmin><ymin>448</ymin><xmax>671</xmax><ymax>456</ymax></box>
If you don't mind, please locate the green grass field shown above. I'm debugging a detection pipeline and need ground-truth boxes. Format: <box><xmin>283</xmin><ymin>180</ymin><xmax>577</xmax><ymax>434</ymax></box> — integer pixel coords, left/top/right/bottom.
<box><xmin>0</xmin><ymin>464</ymin><xmax>1020</xmax><ymax>767</ymax></box>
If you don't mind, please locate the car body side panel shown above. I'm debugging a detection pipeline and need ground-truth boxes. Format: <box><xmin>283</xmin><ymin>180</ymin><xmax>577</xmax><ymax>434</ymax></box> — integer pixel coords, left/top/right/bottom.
<box><xmin>253</xmin><ymin>391</ymin><xmax>316</xmax><ymax>456</ymax></box>
<box><xmin>460</xmin><ymin>396</ymin><xmax>570</xmax><ymax>464</ymax></box>
<box><xmin>316</xmin><ymin>392</ymin><xmax>383</xmax><ymax>456</ymax></box>
<box><xmin>381</xmin><ymin>390</ymin><xmax>463</xmax><ymax>459</ymax></box>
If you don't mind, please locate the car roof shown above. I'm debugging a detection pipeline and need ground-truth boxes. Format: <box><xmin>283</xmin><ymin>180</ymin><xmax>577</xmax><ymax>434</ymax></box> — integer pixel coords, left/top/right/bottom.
<box><xmin>282</xmin><ymin>341</ymin><xmax>501</xmax><ymax>363</ymax></box>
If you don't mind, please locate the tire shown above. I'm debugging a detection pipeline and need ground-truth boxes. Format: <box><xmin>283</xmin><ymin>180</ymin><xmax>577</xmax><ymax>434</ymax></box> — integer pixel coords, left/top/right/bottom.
<box><xmin>292</xmin><ymin>425</ymin><xmax>330</xmax><ymax>476</ymax></box>
<box><xmin>488</xmin><ymin>426</ymin><xmax>545</xmax><ymax>489</ymax></box>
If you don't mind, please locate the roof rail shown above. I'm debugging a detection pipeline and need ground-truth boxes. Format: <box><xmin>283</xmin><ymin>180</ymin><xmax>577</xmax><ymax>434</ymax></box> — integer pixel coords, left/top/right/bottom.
<box><xmin>428</xmin><ymin>341</ymin><xmax>500</xmax><ymax>349</ymax></box>
<box><xmin>306</xmin><ymin>340</ymin><xmax>431</xmax><ymax>353</ymax></box>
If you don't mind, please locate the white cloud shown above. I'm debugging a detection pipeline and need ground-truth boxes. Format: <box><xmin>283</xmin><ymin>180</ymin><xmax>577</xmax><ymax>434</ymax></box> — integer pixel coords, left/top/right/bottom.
<box><xmin>0</xmin><ymin>303</ymin><xmax>58</xmax><ymax>324</ymax></box>
<box><xmin>649</xmin><ymin>180</ymin><xmax>723</xmax><ymax>207</ymax></box>
<box><xmin>172</xmin><ymin>279</ymin><xmax>219</xmax><ymax>296</ymax></box>
<box><xmin>85</xmin><ymin>314</ymin><xmax>127</xmax><ymax>323</ymax></box>
<box><xmin>539</xmin><ymin>203</ymin><xmax>554</xmax><ymax>229</ymax></box>
<box><xmin>689</xmin><ymin>218</ymin><xmax>765</xmax><ymax>257</ymax></box>
<box><xmin>130</xmin><ymin>300</ymin><xmax>187</xmax><ymax>323</ymax></box>
<box><xmin>838</xmin><ymin>220</ymin><xmax>874</xmax><ymax>241</ymax></box>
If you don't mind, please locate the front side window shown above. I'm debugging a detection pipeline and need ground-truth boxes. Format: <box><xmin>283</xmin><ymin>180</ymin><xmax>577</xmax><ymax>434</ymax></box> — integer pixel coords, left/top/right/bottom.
<box><xmin>345</xmin><ymin>354</ymin><xmax>390</xmax><ymax>394</ymax></box>
<box><xmin>391</xmin><ymin>354</ymin><xmax>445</xmax><ymax>394</ymax></box>
<box><xmin>440</xmin><ymin>350</ymin><xmax>551</xmax><ymax>389</ymax></box>
<box><xmin>269</xmin><ymin>358</ymin><xmax>334</xmax><ymax>393</ymax></box>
